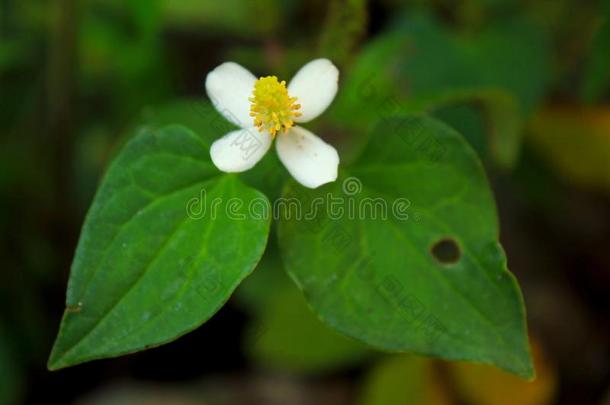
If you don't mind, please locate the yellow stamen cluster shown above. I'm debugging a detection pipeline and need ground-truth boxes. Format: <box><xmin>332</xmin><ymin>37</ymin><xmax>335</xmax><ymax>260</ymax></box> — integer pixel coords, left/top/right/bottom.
<box><xmin>249</xmin><ymin>76</ymin><xmax>301</xmax><ymax>137</ymax></box>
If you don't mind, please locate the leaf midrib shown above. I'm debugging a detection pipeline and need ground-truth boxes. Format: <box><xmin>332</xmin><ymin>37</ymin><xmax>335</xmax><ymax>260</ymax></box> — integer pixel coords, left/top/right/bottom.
<box><xmin>70</xmin><ymin>175</ymin><xmax>220</xmax><ymax>306</ymax></box>
<box><xmin>54</xmin><ymin>176</ymin><xmax>227</xmax><ymax>365</ymax></box>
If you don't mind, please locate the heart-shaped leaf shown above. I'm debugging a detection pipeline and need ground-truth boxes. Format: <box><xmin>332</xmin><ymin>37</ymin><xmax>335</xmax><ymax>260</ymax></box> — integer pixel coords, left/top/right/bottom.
<box><xmin>48</xmin><ymin>125</ymin><xmax>270</xmax><ymax>370</ymax></box>
<box><xmin>277</xmin><ymin>115</ymin><xmax>533</xmax><ymax>378</ymax></box>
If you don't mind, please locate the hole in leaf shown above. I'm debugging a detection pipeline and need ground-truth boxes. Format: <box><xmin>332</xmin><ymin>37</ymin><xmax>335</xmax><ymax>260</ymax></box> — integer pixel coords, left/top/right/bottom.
<box><xmin>431</xmin><ymin>238</ymin><xmax>461</xmax><ymax>265</ymax></box>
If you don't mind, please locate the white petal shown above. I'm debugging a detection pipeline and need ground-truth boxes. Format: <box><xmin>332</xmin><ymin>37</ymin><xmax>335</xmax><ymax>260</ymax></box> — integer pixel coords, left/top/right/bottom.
<box><xmin>288</xmin><ymin>58</ymin><xmax>339</xmax><ymax>123</ymax></box>
<box><xmin>210</xmin><ymin>128</ymin><xmax>272</xmax><ymax>173</ymax></box>
<box><xmin>205</xmin><ymin>62</ymin><xmax>256</xmax><ymax>128</ymax></box>
<box><xmin>276</xmin><ymin>126</ymin><xmax>339</xmax><ymax>189</ymax></box>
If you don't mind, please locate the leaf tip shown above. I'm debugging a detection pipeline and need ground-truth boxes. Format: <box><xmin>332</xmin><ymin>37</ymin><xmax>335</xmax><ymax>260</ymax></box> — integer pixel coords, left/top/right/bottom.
<box><xmin>46</xmin><ymin>349</ymin><xmax>65</xmax><ymax>372</ymax></box>
<box><xmin>506</xmin><ymin>346</ymin><xmax>536</xmax><ymax>380</ymax></box>
<box><xmin>520</xmin><ymin>357</ymin><xmax>537</xmax><ymax>381</ymax></box>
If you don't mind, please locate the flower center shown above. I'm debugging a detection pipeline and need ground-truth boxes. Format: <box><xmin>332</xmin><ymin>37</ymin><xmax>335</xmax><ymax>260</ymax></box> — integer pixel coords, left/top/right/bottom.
<box><xmin>249</xmin><ymin>76</ymin><xmax>301</xmax><ymax>137</ymax></box>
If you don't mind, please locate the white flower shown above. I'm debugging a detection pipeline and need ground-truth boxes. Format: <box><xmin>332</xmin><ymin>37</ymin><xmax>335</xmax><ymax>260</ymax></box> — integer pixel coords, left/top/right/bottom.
<box><xmin>205</xmin><ymin>58</ymin><xmax>340</xmax><ymax>189</ymax></box>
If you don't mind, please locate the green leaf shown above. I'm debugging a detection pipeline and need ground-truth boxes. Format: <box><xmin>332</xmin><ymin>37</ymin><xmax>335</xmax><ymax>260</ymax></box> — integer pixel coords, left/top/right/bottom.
<box><xmin>277</xmin><ymin>114</ymin><xmax>533</xmax><ymax>378</ymax></box>
<box><xmin>48</xmin><ymin>125</ymin><xmax>270</xmax><ymax>370</ymax></box>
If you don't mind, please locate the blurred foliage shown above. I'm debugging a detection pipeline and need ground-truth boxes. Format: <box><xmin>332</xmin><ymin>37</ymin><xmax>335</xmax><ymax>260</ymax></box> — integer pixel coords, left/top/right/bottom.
<box><xmin>160</xmin><ymin>0</ymin><xmax>287</xmax><ymax>37</ymax></box>
<box><xmin>329</xmin><ymin>11</ymin><xmax>549</xmax><ymax>167</ymax></box>
<box><xmin>238</xmin><ymin>247</ymin><xmax>371</xmax><ymax>374</ymax></box>
<box><xmin>319</xmin><ymin>0</ymin><xmax>368</xmax><ymax>66</ymax></box>
<box><xmin>358</xmin><ymin>355</ymin><xmax>450</xmax><ymax>405</ymax></box>
<box><xmin>78</xmin><ymin>0</ymin><xmax>170</xmax><ymax>127</ymax></box>
<box><xmin>528</xmin><ymin>106</ymin><xmax>610</xmax><ymax>194</ymax></box>
<box><xmin>581</xmin><ymin>0</ymin><xmax>610</xmax><ymax>103</ymax></box>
